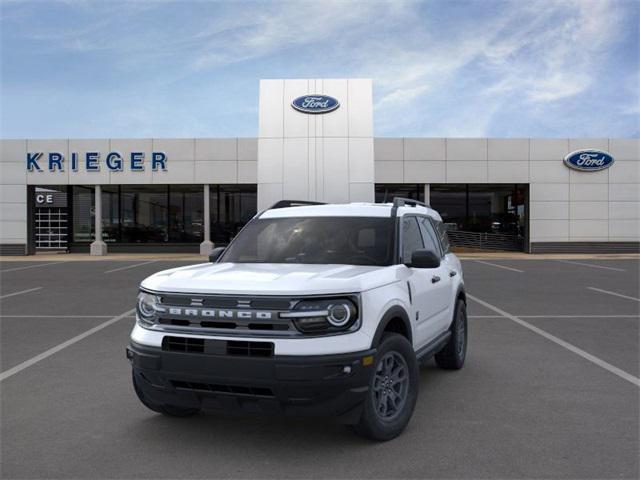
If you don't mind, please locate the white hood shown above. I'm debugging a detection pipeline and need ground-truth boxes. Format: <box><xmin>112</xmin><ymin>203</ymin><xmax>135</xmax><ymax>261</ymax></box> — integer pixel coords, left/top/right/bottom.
<box><xmin>140</xmin><ymin>262</ymin><xmax>401</xmax><ymax>295</ymax></box>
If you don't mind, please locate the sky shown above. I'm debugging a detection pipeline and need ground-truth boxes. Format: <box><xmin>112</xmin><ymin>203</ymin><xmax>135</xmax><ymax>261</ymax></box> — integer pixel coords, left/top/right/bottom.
<box><xmin>1</xmin><ymin>0</ymin><xmax>638</xmax><ymax>139</ymax></box>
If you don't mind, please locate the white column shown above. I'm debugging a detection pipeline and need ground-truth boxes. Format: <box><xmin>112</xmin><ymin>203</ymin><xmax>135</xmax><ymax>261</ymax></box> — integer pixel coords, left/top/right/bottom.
<box><xmin>424</xmin><ymin>184</ymin><xmax>430</xmax><ymax>206</ymax></box>
<box><xmin>199</xmin><ymin>184</ymin><xmax>214</xmax><ymax>256</ymax></box>
<box><xmin>90</xmin><ymin>185</ymin><xmax>107</xmax><ymax>256</ymax></box>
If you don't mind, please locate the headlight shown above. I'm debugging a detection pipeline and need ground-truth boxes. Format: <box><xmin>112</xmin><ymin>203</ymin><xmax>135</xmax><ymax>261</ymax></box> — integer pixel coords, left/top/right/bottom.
<box><xmin>137</xmin><ymin>291</ymin><xmax>160</xmax><ymax>326</ymax></box>
<box><xmin>282</xmin><ymin>297</ymin><xmax>359</xmax><ymax>334</ymax></box>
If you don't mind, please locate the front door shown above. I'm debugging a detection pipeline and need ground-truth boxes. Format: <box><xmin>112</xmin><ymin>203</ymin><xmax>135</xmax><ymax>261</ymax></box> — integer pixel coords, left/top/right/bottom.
<box><xmin>401</xmin><ymin>216</ymin><xmax>450</xmax><ymax>349</ymax></box>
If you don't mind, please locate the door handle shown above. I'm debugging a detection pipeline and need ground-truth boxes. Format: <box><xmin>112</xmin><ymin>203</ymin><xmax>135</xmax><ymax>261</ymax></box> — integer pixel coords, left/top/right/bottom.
<box><xmin>431</xmin><ymin>275</ymin><xmax>441</xmax><ymax>284</ymax></box>
<box><xmin>449</xmin><ymin>270</ymin><xmax>457</xmax><ymax>277</ymax></box>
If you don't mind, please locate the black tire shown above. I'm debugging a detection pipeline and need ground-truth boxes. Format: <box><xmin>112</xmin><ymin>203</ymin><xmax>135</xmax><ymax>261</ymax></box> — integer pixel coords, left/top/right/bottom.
<box><xmin>132</xmin><ymin>371</ymin><xmax>200</xmax><ymax>417</ymax></box>
<box><xmin>434</xmin><ymin>299</ymin><xmax>467</xmax><ymax>370</ymax></box>
<box><xmin>352</xmin><ymin>333</ymin><xmax>419</xmax><ymax>441</ymax></box>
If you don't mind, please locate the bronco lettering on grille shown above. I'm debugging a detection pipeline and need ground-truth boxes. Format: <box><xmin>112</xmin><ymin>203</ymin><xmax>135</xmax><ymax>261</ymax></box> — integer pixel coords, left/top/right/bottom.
<box><xmin>161</xmin><ymin>307</ymin><xmax>273</xmax><ymax>320</ymax></box>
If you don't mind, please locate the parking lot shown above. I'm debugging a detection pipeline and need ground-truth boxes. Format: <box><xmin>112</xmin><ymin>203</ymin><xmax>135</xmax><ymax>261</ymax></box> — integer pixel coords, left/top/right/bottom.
<box><xmin>1</xmin><ymin>256</ymin><xmax>638</xmax><ymax>479</ymax></box>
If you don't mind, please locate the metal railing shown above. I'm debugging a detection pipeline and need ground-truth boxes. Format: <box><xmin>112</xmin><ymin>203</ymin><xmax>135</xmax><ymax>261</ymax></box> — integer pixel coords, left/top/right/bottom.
<box><xmin>446</xmin><ymin>230</ymin><xmax>524</xmax><ymax>251</ymax></box>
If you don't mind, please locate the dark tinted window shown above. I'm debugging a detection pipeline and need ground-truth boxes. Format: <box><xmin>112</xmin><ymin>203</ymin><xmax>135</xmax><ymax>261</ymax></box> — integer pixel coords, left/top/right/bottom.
<box><xmin>401</xmin><ymin>216</ymin><xmax>424</xmax><ymax>263</ymax></box>
<box><xmin>418</xmin><ymin>217</ymin><xmax>442</xmax><ymax>257</ymax></box>
<box><xmin>434</xmin><ymin>219</ymin><xmax>450</xmax><ymax>253</ymax></box>
<box><xmin>221</xmin><ymin>217</ymin><xmax>394</xmax><ymax>266</ymax></box>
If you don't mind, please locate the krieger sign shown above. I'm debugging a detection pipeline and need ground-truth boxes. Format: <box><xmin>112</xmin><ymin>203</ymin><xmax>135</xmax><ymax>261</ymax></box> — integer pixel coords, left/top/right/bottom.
<box><xmin>26</xmin><ymin>151</ymin><xmax>168</xmax><ymax>172</ymax></box>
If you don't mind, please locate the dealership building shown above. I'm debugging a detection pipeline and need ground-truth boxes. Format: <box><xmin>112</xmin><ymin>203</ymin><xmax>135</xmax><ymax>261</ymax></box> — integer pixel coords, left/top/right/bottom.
<box><xmin>1</xmin><ymin>79</ymin><xmax>638</xmax><ymax>255</ymax></box>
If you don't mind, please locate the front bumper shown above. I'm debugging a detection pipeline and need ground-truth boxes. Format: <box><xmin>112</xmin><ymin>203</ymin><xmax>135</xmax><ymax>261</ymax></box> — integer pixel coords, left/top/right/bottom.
<box><xmin>128</xmin><ymin>341</ymin><xmax>376</xmax><ymax>423</ymax></box>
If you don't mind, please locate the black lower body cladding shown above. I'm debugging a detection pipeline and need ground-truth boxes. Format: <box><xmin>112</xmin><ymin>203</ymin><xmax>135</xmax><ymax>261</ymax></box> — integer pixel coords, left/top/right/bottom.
<box><xmin>128</xmin><ymin>341</ymin><xmax>376</xmax><ymax>423</ymax></box>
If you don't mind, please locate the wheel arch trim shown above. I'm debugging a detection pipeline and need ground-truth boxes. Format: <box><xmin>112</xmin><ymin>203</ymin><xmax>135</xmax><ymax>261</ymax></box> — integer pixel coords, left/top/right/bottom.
<box><xmin>371</xmin><ymin>306</ymin><xmax>413</xmax><ymax>347</ymax></box>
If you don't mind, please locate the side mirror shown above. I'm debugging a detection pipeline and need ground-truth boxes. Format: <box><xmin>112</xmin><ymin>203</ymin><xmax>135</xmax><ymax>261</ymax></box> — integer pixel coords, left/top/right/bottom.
<box><xmin>208</xmin><ymin>247</ymin><xmax>226</xmax><ymax>263</ymax></box>
<box><xmin>406</xmin><ymin>249</ymin><xmax>440</xmax><ymax>269</ymax></box>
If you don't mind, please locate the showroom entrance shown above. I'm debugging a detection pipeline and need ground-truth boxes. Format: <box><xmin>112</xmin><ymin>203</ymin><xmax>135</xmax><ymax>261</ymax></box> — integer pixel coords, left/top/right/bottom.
<box><xmin>34</xmin><ymin>187</ymin><xmax>68</xmax><ymax>251</ymax></box>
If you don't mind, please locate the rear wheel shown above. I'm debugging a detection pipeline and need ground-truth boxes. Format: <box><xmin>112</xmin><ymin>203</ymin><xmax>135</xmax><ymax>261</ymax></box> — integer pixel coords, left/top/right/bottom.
<box><xmin>352</xmin><ymin>333</ymin><xmax>419</xmax><ymax>441</ymax></box>
<box><xmin>434</xmin><ymin>299</ymin><xmax>467</xmax><ymax>370</ymax></box>
<box><xmin>132</xmin><ymin>371</ymin><xmax>200</xmax><ymax>417</ymax></box>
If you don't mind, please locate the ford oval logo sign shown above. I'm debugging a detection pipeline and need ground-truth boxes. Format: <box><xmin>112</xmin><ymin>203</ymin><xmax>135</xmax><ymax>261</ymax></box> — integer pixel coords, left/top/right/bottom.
<box><xmin>291</xmin><ymin>95</ymin><xmax>339</xmax><ymax>114</ymax></box>
<box><xmin>564</xmin><ymin>149</ymin><xmax>614</xmax><ymax>172</ymax></box>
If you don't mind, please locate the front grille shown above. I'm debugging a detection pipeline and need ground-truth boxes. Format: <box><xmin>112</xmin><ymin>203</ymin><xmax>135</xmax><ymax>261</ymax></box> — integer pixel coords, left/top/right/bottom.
<box><xmin>171</xmin><ymin>380</ymin><xmax>274</xmax><ymax>398</ymax></box>
<box><xmin>147</xmin><ymin>293</ymin><xmax>359</xmax><ymax>338</ymax></box>
<box><xmin>162</xmin><ymin>336</ymin><xmax>274</xmax><ymax>357</ymax></box>
<box><xmin>152</xmin><ymin>294</ymin><xmax>296</xmax><ymax>336</ymax></box>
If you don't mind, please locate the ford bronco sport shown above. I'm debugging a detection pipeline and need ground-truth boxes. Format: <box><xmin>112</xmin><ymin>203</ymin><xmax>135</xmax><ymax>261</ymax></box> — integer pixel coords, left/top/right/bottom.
<box><xmin>127</xmin><ymin>198</ymin><xmax>467</xmax><ymax>440</ymax></box>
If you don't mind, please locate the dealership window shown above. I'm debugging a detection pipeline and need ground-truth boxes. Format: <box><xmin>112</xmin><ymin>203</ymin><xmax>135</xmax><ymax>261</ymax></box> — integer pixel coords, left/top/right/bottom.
<box><xmin>102</xmin><ymin>186</ymin><xmax>120</xmax><ymax>243</ymax></box>
<box><xmin>70</xmin><ymin>184</ymin><xmax>255</xmax><ymax>245</ymax></box>
<box><xmin>375</xmin><ymin>184</ymin><xmax>425</xmax><ymax>204</ymax></box>
<box><xmin>169</xmin><ymin>186</ymin><xmax>204</xmax><ymax>242</ymax></box>
<box><xmin>429</xmin><ymin>184</ymin><xmax>527</xmax><ymax>250</ymax></box>
<box><xmin>72</xmin><ymin>186</ymin><xmax>94</xmax><ymax>242</ymax></box>
<box><xmin>120</xmin><ymin>186</ymin><xmax>169</xmax><ymax>243</ymax></box>
<box><xmin>210</xmin><ymin>185</ymin><xmax>257</xmax><ymax>244</ymax></box>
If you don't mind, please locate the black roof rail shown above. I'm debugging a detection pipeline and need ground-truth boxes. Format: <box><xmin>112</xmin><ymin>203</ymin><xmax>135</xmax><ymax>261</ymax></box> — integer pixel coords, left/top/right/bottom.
<box><xmin>390</xmin><ymin>197</ymin><xmax>430</xmax><ymax>217</ymax></box>
<box><xmin>269</xmin><ymin>200</ymin><xmax>327</xmax><ymax>209</ymax></box>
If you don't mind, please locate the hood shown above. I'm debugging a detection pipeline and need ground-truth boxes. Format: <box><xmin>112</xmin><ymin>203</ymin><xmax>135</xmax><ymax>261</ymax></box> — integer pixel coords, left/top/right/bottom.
<box><xmin>140</xmin><ymin>262</ymin><xmax>401</xmax><ymax>296</ymax></box>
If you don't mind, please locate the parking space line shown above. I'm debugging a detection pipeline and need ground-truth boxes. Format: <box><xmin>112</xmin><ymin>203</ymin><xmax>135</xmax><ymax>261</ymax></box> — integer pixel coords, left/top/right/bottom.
<box><xmin>0</xmin><ymin>315</ymin><xmax>135</xmax><ymax>318</ymax></box>
<box><xmin>467</xmin><ymin>293</ymin><xmax>640</xmax><ymax>388</ymax></box>
<box><xmin>0</xmin><ymin>261</ymin><xmax>70</xmax><ymax>273</ymax></box>
<box><xmin>0</xmin><ymin>287</ymin><xmax>43</xmax><ymax>300</ymax></box>
<box><xmin>470</xmin><ymin>314</ymin><xmax>640</xmax><ymax>319</ymax></box>
<box><xmin>519</xmin><ymin>314</ymin><xmax>640</xmax><ymax>318</ymax></box>
<box><xmin>587</xmin><ymin>287</ymin><xmax>640</xmax><ymax>303</ymax></box>
<box><xmin>0</xmin><ymin>308</ymin><xmax>135</xmax><ymax>382</ymax></box>
<box><xmin>473</xmin><ymin>260</ymin><xmax>524</xmax><ymax>273</ymax></box>
<box><xmin>104</xmin><ymin>260</ymin><xmax>156</xmax><ymax>274</ymax></box>
<box><xmin>557</xmin><ymin>260</ymin><xmax>625</xmax><ymax>272</ymax></box>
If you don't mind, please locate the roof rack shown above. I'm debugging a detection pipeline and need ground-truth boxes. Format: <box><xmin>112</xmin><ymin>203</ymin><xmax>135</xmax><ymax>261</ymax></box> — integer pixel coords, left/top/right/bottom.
<box><xmin>269</xmin><ymin>200</ymin><xmax>327</xmax><ymax>209</ymax></box>
<box><xmin>392</xmin><ymin>197</ymin><xmax>429</xmax><ymax>208</ymax></box>
<box><xmin>391</xmin><ymin>197</ymin><xmax>430</xmax><ymax>217</ymax></box>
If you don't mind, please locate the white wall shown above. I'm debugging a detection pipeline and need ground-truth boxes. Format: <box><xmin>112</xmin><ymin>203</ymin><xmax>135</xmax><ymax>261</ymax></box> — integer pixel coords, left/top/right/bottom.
<box><xmin>374</xmin><ymin>138</ymin><xmax>640</xmax><ymax>243</ymax></box>
<box><xmin>0</xmin><ymin>140</ymin><xmax>28</xmax><ymax>251</ymax></box>
<box><xmin>257</xmin><ymin>79</ymin><xmax>375</xmax><ymax>210</ymax></box>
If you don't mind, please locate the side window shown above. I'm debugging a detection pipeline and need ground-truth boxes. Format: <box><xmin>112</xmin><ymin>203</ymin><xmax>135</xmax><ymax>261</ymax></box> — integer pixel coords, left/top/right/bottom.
<box><xmin>434</xmin><ymin>219</ymin><xmax>450</xmax><ymax>254</ymax></box>
<box><xmin>417</xmin><ymin>217</ymin><xmax>442</xmax><ymax>257</ymax></box>
<box><xmin>402</xmin><ymin>216</ymin><xmax>424</xmax><ymax>263</ymax></box>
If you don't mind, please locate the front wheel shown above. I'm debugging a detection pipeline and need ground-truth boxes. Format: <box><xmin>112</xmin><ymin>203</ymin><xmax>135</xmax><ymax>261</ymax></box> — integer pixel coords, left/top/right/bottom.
<box><xmin>434</xmin><ymin>299</ymin><xmax>467</xmax><ymax>370</ymax></box>
<box><xmin>352</xmin><ymin>333</ymin><xmax>419</xmax><ymax>441</ymax></box>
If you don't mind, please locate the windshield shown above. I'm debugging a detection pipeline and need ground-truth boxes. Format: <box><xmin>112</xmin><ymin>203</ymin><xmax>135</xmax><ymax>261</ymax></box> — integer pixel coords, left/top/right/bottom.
<box><xmin>220</xmin><ymin>216</ymin><xmax>394</xmax><ymax>266</ymax></box>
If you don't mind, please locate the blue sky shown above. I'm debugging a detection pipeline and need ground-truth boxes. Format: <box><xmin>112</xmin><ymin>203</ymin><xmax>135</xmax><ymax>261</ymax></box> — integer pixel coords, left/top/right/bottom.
<box><xmin>1</xmin><ymin>0</ymin><xmax>638</xmax><ymax>138</ymax></box>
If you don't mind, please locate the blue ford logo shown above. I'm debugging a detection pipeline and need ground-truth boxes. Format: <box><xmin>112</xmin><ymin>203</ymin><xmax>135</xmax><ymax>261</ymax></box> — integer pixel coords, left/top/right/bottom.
<box><xmin>291</xmin><ymin>95</ymin><xmax>339</xmax><ymax>114</ymax></box>
<box><xmin>564</xmin><ymin>149</ymin><xmax>614</xmax><ymax>172</ymax></box>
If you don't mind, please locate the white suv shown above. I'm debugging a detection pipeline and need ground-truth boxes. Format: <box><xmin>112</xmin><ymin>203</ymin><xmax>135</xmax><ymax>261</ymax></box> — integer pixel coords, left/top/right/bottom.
<box><xmin>128</xmin><ymin>198</ymin><xmax>467</xmax><ymax>441</ymax></box>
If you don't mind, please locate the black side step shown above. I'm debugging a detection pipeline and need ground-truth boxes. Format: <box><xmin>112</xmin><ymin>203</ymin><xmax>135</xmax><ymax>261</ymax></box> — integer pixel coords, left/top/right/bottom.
<box><xmin>415</xmin><ymin>331</ymin><xmax>451</xmax><ymax>361</ymax></box>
